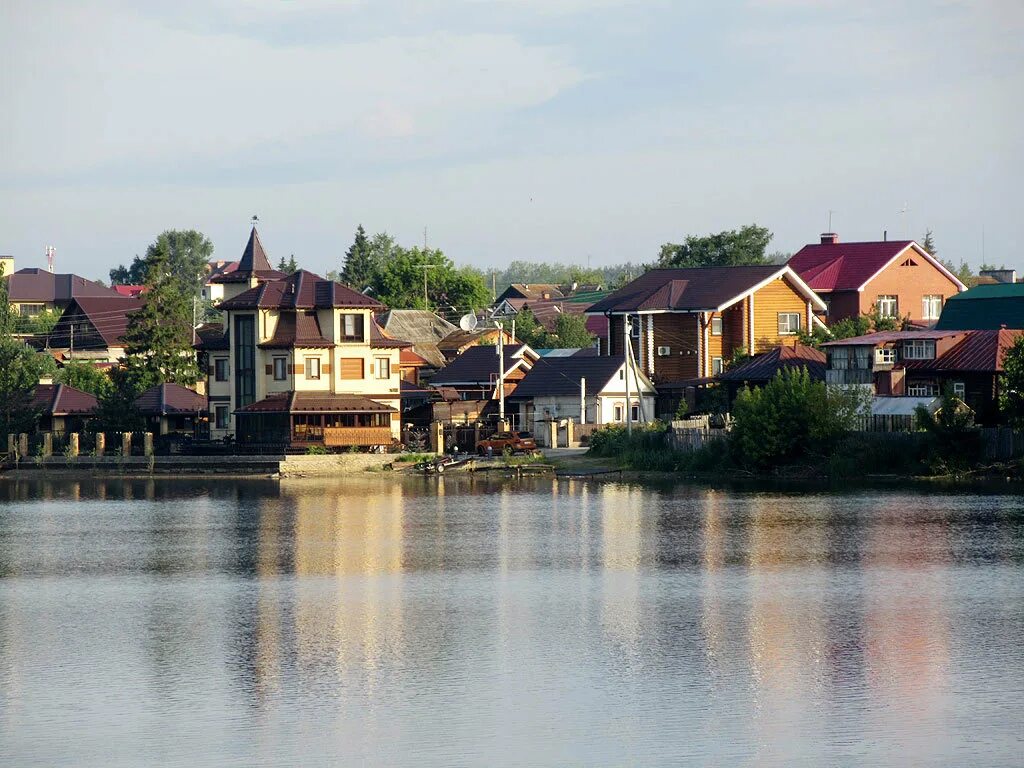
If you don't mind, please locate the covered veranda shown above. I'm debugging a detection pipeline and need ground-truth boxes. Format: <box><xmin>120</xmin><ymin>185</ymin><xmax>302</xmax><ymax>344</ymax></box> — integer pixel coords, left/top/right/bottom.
<box><xmin>235</xmin><ymin>392</ymin><xmax>398</xmax><ymax>449</ymax></box>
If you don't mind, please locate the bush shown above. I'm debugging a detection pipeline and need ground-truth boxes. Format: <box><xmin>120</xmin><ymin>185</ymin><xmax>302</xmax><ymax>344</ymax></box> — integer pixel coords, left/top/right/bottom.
<box><xmin>305</xmin><ymin>445</ymin><xmax>328</xmax><ymax>455</ymax></box>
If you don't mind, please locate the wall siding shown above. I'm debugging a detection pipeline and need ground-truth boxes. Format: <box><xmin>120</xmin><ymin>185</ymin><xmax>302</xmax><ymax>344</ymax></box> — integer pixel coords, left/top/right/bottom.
<box><xmin>752</xmin><ymin>277</ymin><xmax>808</xmax><ymax>352</ymax></box>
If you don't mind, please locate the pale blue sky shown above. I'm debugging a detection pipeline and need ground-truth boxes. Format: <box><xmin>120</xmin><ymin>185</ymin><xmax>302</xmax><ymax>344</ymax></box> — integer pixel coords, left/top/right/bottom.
<box><xmin>1</xmin><ymin>0</ymin><xmax>1021</xmax><ymax>280</ymax></box>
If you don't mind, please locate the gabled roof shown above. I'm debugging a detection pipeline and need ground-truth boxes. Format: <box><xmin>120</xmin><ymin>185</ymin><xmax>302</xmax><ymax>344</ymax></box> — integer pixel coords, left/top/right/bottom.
<box><xmin>235</xmin><ymin>392</ymin><xmax>396</xmax><ymax>414</ymax></box>
<box><xmin>53</xmin><ymin>296</ymin><xmax>143</xmax><ymax>347</ymax></box>
<box><xmin>508</xmin><ymin>355</ymin><xmax>631</xmax><ymax>398</ymax></box>
<box><xmin>788</xmin><ymin>239</ymin><xmax>966</xmax><ymax>293</ymax></box>
<box><xmin>195</xmin><ymin>323</ymin><xmax>229</xmax><ymax>351</ymax></box>
<box><xmin>431</xmin><ymin>344</ymin><xmax>538</xmax><ymax>386</ymax></box>
<box><xmin>31</xmin><ymin>383</ymin><xmax>98</xmax><ymax>416</ymax></box>
<box><xmin>498</xmin><ymin>283</ymin><xmax>565</xmax><ymax>302</ymax></box>
<box><xmin>112</xmin><ymin>285</ymin><xmax>146</xmax><ymax>298</ymax></box>
<box><xmin>378</xmin><ymin>309</ymin><xmax>457</xmax><ymax>343</ymax></box>
<box><xmin>438</xmin><ymin>327</ymin><xmax>509</xmax><ymax>353</ymax></box>
<box><xmin>369</xmin><ymin>318</ymin><xmax>412</xmax><ymax>349</ymax></box>
<box><xmin>210</xmin><ymin>227</ymin><xmax>286</xmax><ymax>284</ymax></box>
<box><xmin>717</xmin><ymin>344</ymin><xmax>825</xmax><ymax>383</ymax></box>
<box><xmin>260</xmin><ymin>311</ymin><xmax>333</xmax><ymax>348</ymax></box>
<box><xmin>587</xmin><ymin>265</ymin><xmax>825</xmax><ymax>314</ymax></box>
<box><xmin>134</xmin><ymin>383</ymin><xmax>207</xmax><ymax>416</ymax></box>
<box><xmin>821</xmin><ymin>329</ymin><xmax>965</xmax><ymax>347</ymax></box>
<box><xmin>934</xmin><ymin>283</ymin><xmax>1024</xmax><ymax>330</ymax></box>
<box><xmin>903</xmin><ymin>329</ymin><xmax>1024</xmax><ymax>373</ymax></box>
<box><xmin>218</xmin><ymin>269</ymin><xmax>383</xmax><ymax>310</ymax></box>
<box><xmin>6</xmin><ymin>268</ymin><xmax>122</xmax><ymax>303</ymax></box>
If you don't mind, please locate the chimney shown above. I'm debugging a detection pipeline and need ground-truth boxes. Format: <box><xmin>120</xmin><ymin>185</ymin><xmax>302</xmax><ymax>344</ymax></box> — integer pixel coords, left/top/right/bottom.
<box><xmin>820</xmin><ymin>233</ymin><xmax>839</xmax><ymax>245</ymax></box>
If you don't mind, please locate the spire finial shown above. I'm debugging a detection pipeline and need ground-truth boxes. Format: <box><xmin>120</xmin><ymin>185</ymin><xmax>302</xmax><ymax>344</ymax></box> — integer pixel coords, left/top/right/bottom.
<box><xmin>251</xmin><ymin>214</ymin><xmax>259</xmax><ymax>229</ymax></box>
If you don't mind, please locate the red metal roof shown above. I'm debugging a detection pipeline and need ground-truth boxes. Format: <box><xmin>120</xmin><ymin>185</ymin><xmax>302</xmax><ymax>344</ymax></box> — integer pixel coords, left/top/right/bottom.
<box><xmin>112</xmin><ymin>285</ymin><xmax>146</xmax><ymax>298</ymax></box>
<box><xmin>717</xmin><ymin>344</ymin><xmax>825</xmax><ymax>382</ymax></box>
<box><xmin>903</xmin><ymin>329</ymin><xmax>1024</xmax><ymax>373</ymax></box>
<box><xmin>134</xmin><ymin>383</ymin><xmax>207</xmax><ymax>415</ymax></box>
<box><xmin>788</xmin><ymin>240</ymin><xmax>924</xmax><ymax>292</ymax></box>
<box><xmin>31</xmin><ymin>383</ymin><xmax>99</xmax><ymax>416</ymax></box>
<box><xmin>821</xmin><ymin>330</ymin><xmax>964</xmax><ymax>347</ymax></box>
<box><xmin>260</xmin><ymin>311</ymin><xmax>333</xmax><ymax>349</ymax></box>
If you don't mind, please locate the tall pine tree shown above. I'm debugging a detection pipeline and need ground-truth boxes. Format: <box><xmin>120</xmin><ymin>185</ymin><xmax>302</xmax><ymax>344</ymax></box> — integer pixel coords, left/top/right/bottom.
<box><xmin>341</xmin><ymin>225</ymin><xmax>374</xmax><ymax>289</ymax></box>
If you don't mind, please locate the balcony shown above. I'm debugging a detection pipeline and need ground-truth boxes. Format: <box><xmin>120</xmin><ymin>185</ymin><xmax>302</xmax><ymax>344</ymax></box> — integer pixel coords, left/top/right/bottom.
<box><xmin>322</xmin><ymin>426</ymin><xmax>394</xmax><ymax>447</ymax></box>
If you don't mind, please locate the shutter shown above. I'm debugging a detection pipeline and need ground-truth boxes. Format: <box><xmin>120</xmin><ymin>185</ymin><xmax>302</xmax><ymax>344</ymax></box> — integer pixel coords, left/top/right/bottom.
<box><xmin>340</xmin><ymin>358</ymin><xmax>364</xmax><ymax>379</ymax></box>
<box><xmin>265</xmin><ymin>364</ymin><xmax>273</xmax><ymax>375</ymax></box>
<box><xmin>294</xmin><ymin>365</ymin><xmax>305</xmax><ymax>375</ymax></box>
<box><xmin>391</xmin><ymin>363</ymin><xmax>399</xmax><ymax>374</ymax></box>
<box><xmin>369</xmin><ymin>363</ymin><xmax>375</xmax><ymax>375</ymax></box>
<box><xmin>322</xmin><ymin>363</ymin><xmax>331</xmax><ymax>375</ymax></box>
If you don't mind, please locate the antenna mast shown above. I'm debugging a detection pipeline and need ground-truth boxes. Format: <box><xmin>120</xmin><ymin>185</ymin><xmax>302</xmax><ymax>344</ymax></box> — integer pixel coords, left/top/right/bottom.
<box><xmin>46</xmin><ymin>245</ymin><xmax>55</xmax><ymax>273</ymax></box>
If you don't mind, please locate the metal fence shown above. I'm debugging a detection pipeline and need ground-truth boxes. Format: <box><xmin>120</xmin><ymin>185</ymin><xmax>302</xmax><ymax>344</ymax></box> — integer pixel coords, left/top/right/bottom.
<box><xmin>853</xmin><ymin>415</ymin><xmax>917</xmax><ymax>433</ymax></box>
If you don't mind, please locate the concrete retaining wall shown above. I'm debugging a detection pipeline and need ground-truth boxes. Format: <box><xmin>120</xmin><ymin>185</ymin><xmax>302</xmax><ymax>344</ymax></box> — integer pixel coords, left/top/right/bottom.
<box><xmin>278</xmin><ymin>454</ymin><xmax>395</xmax><ymax>476</ymax></box>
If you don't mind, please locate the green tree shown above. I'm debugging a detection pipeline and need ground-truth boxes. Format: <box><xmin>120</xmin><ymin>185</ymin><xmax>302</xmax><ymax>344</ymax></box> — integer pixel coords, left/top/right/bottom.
<box><xmin>55</xmin><ymin>361</ymin><xmax>113</xmax><ymax>399</ymax></box>
<box><xmin>999</xmin><ymin>335</ymin><xmax>1024</xmax><ymax>429</ymax></box>
<box><xmin>341</xmin><ymin>225</ymin><xmax>376</xmax><ymax>289</ymax></box>
<box><xmin>730</xmin><ymin>367</ymin><xmax>867</xmax><ymax>469</ymax></box>
<box><xmin>111</xmin><ymin>230</ymin><xmax>212</xmax><ymax>295</ymax></box>
<box><xmin>921</xmin><ymin>229</ymin><xmax>936</xmax><ymax>255</ymax></box>
<box><xmin>93</xmin><ymin>359</ymin><xmax>155</xmax><ymax>433</ymax></box>
<box><xmin>277</xmin><ymin>255</ymin><xmax>299</xmax><ymax>275</ymax></box>
<box><xmin>915</xmin><ymin>386</ymin><xmax>978</xmax><ymax>471</ymax></box>
<box><xmin>369</xmin><ymin>246</ymin><xmax>490</xmax><ymax>312</ymax></box>
<box><xmin>511</xmin><ymin>308</ymin><xmax>547</xmax><ymax>347</ymax></box>
<box><xmin>0</xmin><ymin>338</ymin><xmax>53</xmax><ymax>437</ymax></box>
<box><xmin>548</xmin><ymin>313</ymin><xmax>594</xmax><ymax>348</ymax></box>
<box><xmin>122</xmin><ymin>245</ymin><xmax>199</xmax><ymax>385</ymax></box>
<box><xmin>658</xmin><ymin>224</ymin><xmax>773</xmax><ymax>269</ymax></box>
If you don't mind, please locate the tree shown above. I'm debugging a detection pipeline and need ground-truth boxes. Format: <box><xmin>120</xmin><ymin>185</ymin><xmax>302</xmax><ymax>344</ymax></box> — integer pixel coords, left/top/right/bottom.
<box><xmin>93</xmin><ymin>359</ymin><xmax>155</xmax><ymax>433</ymax></box>
<box><xmin>921</xmin><ymin>229</ymin><xmax>937</xmax><ymax>255</ymax></box>
<box><xmin>341</xmin><ymin>225</ymin><xmax>376</xmax><ymax>289</ymax></box>
<box><xmin>111</xmin><ymin>230</ymin><xmax>212</xmax><ymax>295</ymax></box>
<box><xmin>277</xmin><ymin>255</ymin><xmax>299</xmax><ymax>275</ymax></box>
<box><xmin>658</xmin><ymin>224</ymin><xmax>773</xmax><ymax>269</ymax></box>
<box><xmin>548</xmin><ymin>313</ymin><xmax>594</xmax><ymax>348</ymax></box>
<box><xmin>915</xmin><ymin>386</ymin><xmax>978</xmax><ymax>471</ymax></box>
<box><xmin>368</xmin><ymin>246</ymin><xmax>491</xmax><ymax>312</ymax></box>
<box><xmin>122</xmin><ymin>244</ymin><xmax>199</xmax><ymax>385</ymax></box>
<box><xmin>1000</xmin><ymin>335</ymin><xmax>1024</xmax><ymax>430</ymax></box>
<box><xmin>0</xmin><ymin>338</ymin><xmax>54</xmax><ymax>437</ymax></box>
<box><xmin>55</xmin><ymin>361</ymin><xmax>113</xmax><ymax>399</ymax></box>
<box><xmin>511</xmin><ymin>308</ymin><xmax>546</xmax><ymax>348</ymax></box>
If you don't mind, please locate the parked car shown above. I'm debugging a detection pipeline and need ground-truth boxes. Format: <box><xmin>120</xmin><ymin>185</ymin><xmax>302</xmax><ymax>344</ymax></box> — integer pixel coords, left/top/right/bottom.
<box><xmin>476</xmin><ymin>431</ymin><xmax>537</xmax><ymax>456</ymax></box>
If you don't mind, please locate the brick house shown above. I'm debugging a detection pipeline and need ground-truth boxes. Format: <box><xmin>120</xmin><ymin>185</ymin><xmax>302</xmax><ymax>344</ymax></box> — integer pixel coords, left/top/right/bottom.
<box><xmin>586</xmin><ymin>265</ymin><xmax>826</xmax><ymax>383</ymax></box>
<box><xmin>788</xmin><ymin>233</ymin><xmax>966</xmax><ymax>326</ymax></box>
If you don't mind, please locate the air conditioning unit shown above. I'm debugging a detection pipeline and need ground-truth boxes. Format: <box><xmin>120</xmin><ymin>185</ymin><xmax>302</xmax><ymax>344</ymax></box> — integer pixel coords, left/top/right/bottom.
<box><xmin>657</xmin><ymin>346</ymin><xmax>671</xmax><ymax>356</ymax></box>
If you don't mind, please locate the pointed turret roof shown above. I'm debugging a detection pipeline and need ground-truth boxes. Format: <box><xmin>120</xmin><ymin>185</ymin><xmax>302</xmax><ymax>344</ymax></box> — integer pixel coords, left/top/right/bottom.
<box><xmin>210</xmin><ymin>227</ymin><xmax>286</xmax><ymax>284</ymax></box>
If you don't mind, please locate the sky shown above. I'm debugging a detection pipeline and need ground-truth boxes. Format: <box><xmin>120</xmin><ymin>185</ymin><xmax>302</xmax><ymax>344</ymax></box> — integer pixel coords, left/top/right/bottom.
<box><xmin>1</xmin><ymin>0</ymin><xmax>1022</xmax><ymax>281</ymax></box>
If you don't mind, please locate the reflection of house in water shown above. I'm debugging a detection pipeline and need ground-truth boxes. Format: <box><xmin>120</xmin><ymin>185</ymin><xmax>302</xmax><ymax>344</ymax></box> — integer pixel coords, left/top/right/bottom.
<box><xmin>600</xmin><ymin>485</ymin><xmax>650</xmax><ymax>653</ymax></box>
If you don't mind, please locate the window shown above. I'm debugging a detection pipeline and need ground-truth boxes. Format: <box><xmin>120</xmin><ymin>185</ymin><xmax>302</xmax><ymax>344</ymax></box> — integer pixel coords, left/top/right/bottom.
<box><xmin>18</xmin><ymin>303</ymin><xmax>46</xmax><ymax>317</ymax></box>
<box><xmin>952</xmin><ymin>381</ymin><xmax>966</xmax><ymax>399</ymax></box>
<box><xmin>854</xmin><ymin>346</ymin><xmax>871</xmax><ymax>370</ymax></box>
<box><xmin>214</xmin><ymin>358</ymin><xmax>229</xmax><ymax>382</ymax></box>
<box><xmin>305</xmin><ymin>357</ymin><xmax>321</xmax><ymax>380</ymax></box>
<box><xmin>903</xmin><ymin>339</ymin><xmax>936</xmax><ymax>360</ymax></box>
<box><xmin>341</xmin><ymin>313</ymin><xmax>365</xmax><ymax>342</ymax></box>
<box><xmin>613</xmin><ymin>405</ymin><xmax>623</xmax><ymax>422</ymax></box>
<box><xmin>215</xmin><ymin>405</ymin><xmax>229</xmax><ymax>429</ymax></box>
<box><xmin>630</xmin><ymin>404</ymin><xmax>640</xmax><ymax>422</ymax></box>
<box><xmin>712</xmin><ymin>357</ymin><xmax>724</xmax><ymax>375</ymax></box>
<box><xmin>922</xmin><ymin>295</ymin><xmax>943</xmax><ymax>321</ymax></box>
<box><xmin>907</xmin><ymin>383</ymin><xmax>937</xmax><ymax>397</ymax></box>
<box><xmin>375</xmin><ymin>356</ymin><xmax>391</xmax><ymax>380</ymax></box>
<box><xmin>711</xmin><ymin>316</ymin><xmax>723</xmax><ymax>336</ymax></box>
<box><xmin>875</xmin><ymin>347</ymin><xmax>896</xmax><ymax>366</ymax></box>
<box><xmin>273</xmin><ymin>357</ymin><xmax>287</xmax><ymax>381</ymax></box>
<box><xmin>340</xmin><ymin>358</ymin><xmax>364</xmax><ymax>380</ymax></box>
<box><xmin>778</xmin><ymin>312</ymin><xmax>801</xmax><ymax>335</ymax></box>
<box><xmin>234</xmin><ymin>315</ymin><xmax>256</xmax><ymax>408</ymax></box>
<box><xmin>829</xmin><ymin>347</ymin><xmax>851</xmax><ymax>370</ymax></box>
<box><xmin>629</xmin><ymin>315</ymin><xmax>641</xmax><ymax>339</ymax></box>
<box><xmin>876</xmin><ymin>295</ymin><xmax>898</xmax><ymax>318</ymax></box>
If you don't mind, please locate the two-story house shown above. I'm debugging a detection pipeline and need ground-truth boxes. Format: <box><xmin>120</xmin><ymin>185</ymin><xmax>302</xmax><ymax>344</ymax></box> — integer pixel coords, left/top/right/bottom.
<box><xmin>586</xmin><ymin>265</ymin><xmax>826</xmax><ymax>383</ymax></box>
<box><xmin>203</xmin><ymin>268</ymin><xmax>408</xmax><ymax>449</ymax></box>
<box><xmin>788</xmin><ymin>233</ymin><xmax>966</xmax><ymax>325</ymax></box>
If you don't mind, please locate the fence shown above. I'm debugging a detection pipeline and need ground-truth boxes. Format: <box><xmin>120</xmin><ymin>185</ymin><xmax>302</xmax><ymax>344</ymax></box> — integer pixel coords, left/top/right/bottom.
<box><xmin>980</xmin><ymin>428</ymin><xmax>1024</xmax><ymax>461</ymax></box>
<box><xmin>853</xmin><ymin>414</ymin><xmax>917</xmax><ymax>433</ymax></box>
<box><xmin>666</xmin><ymin>416</ymin><xmax>729</xmax><ymax>453</ymax></box>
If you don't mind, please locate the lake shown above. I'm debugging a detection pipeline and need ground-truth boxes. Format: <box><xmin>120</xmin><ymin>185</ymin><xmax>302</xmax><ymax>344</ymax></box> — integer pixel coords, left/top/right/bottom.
<box><xmin>1</xmin><ymin>476</ymin><xmax>1022</xmax><ymax>766</ymax></box>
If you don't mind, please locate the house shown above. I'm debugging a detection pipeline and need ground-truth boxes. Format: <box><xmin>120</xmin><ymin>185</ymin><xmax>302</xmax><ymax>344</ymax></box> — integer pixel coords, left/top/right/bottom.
<box><xmin>495</xmin><ymin>283</ymin><xmax>565</xmax><ymax>305</ymax></box>
<box><xmin>45</xmin><ymin>295</ymin><xmax>143</xmax><ymax>362</ymax></box>
<box><xmin>31</xmin><ymin>382</ymin><xmax>98</xmax><ymax>433</ymax></box>
<box><xmin>134</xmin><ymin>383</ymin><xmax>208</xmax><ymax>436</ymax></box>
<box><xmin>934</xmin><ymin>283</ymin><xmax>1024</xmax><ymax>330</ymax></box>
<box><xmin>4</xmin><ymin>267</ymin><xmax>123</xmax><ymax>318</ymax></box>
<box><xmin>821</xmin><ymin>329</ymin><xmax>1023</xmax><ymax>425</ymax></box>
<box><xmin>716</xmin><ymin>343</ymin><xmax>826</xmax><ymax>403</ymax></box>
<box><xmin>377</xmin><ymin>309</ymin><xmax>457</xmax><ymax>372</ymax></box>
<box><xmin>112</xmin><ymin>285</ymin><xmax>146</xmax><ymax>298</ymax></box>
<box><xmin>206</xmin><ymin>227</ymin><xmax>285</xmax><ymax>305</ymax></box>
<box><xmin>430</xmin><ymin>344</ymin><xmax>539</xmax><ymax>401</ymax></box>
<box><xmin>587</xmin><ymin>264</ymin><xmax>827</xmax><ymax>384</ymax></box>
<box><xmin>207</xmin><ymin>267</ymin><xmax>406</xmax><ymax>449</ymax></box>
<box><xmin>507</xmin><ymin>354</ymin><xmax>656</xmax><ymax>439</ymax></box>
<box><xmin>437</xmin><ymin>327</ymin><xmax>515</xmax><ymax>362</ymax></box>
<box><xmin>788</xmin><ymin>233</ymin><xmax>966</xmax><ymax>325</ymax></box>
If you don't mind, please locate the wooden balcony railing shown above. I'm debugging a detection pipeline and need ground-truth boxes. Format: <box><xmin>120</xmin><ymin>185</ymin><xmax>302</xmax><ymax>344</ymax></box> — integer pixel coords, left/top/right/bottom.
<box><xmin>322</xmin><ymin>426</ymin><xmax>393</xmax><ymax>447</ymax></box>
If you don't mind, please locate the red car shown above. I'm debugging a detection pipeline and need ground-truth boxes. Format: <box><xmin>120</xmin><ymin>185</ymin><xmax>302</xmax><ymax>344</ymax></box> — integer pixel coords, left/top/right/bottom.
<box><xmin>476</xmin><ymin>431</ymin><xmax>537</xmax><ymax>456</ymax></box>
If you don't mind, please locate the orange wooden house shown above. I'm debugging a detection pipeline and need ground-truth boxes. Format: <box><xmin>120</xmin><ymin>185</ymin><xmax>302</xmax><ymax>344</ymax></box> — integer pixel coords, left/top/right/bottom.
<box><xmin>587</xmin><ymin>265</ymin><xmax>827</xmax><ymax>383</ymax></box>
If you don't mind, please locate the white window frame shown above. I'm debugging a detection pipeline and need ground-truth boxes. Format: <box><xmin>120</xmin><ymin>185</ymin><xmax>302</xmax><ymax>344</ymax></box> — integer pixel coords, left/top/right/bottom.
<box><xmin>305</xmin><ymin>357</ymin><xmax>321</xmax><ymax>380</ymax></box>
<box><xmin>710</xmin><ymin>316</ymin><xmax>723</xmax><ymax>336</ymax></box>
<box><xmin>630</xmin><ymin>404</ymin><xmax>640</xmax><ymax>422</ymax></box>
<box><xmin>903</xmin><ymin>340</ymin><xmax>936</xmax><ymax>360</ymax></box>
<box><xmin>273</xmin><ymin>356</ymin><xmax>287</xmax><ymax>381</ymax></box>
<box><xmin>712</xmin><ymin>357</ymin><xmax>724</xmax><ymax>375</ymax></box>
<box><xmin>907</xmin><ymin>382</ymin><xmax>937</xmax><ymax>397</ymax></box>
<box><xmin>778</xmin><ymin>312</ymin><xmax>801</xmax><ymax>335</ymax></box>
<box><xmin>877</xmin><ymin>295</ymin><xmax>899</xmax><ymax>318</ymax></box>
<box><xmin>875</xmin><ymin>347</ymin><xmax>896</xmax><ymax>366</ymax></box>
<box><xmin>952</xmin><ymin>381</ymin><xmax>966</xmax><ymax>399</ymax></box>
<box><xmin>374</xmin><ymin>356</ymin><xmax>391</xmax><ymax>380</ymax></box>
<box><xmin>613</xmin><ymin>404</ymin><xmax>623</xmax><ymax>422</ymax></box>
<box><xmin>922</xmin><ymin>295</ymin><xmax>943</xmax><ymax>321</ymax></box>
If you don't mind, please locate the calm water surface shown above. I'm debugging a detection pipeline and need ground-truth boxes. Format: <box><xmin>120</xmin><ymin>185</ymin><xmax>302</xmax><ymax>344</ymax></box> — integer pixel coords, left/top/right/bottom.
<box><xmin>0</xmin><ymin>476</ymin><xmax>1022</xmax><ymax>767</ymax></box>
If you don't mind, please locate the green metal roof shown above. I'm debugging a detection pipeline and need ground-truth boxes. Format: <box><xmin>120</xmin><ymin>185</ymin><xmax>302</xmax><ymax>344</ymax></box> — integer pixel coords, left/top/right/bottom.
<box><xmin>935</xmin><ymin>283</ymin><xmax>1024</xmax><ymax>330</ymax></box>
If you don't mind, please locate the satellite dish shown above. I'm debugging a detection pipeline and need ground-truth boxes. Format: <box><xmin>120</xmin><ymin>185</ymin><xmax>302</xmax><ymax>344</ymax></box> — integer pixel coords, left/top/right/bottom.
<box><xmin>459</xmin><ymin>313</ymin><xmax>478</xmax><ymax>332</ymax></box>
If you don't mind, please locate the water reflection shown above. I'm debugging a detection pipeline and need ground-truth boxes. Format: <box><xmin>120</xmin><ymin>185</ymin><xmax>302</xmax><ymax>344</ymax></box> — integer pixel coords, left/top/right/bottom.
<box><xmin>0</xmin><ymin>477</ymin><xmax>1022</xmax><ymax>766</ymax></box>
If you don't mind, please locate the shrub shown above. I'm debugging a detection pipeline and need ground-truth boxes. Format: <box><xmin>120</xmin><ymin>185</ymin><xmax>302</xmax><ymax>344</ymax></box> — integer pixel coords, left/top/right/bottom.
<box><xmin>305</xmin><ymin>445</ymin><xmax>328</xmax><ymax>455</ymax></box>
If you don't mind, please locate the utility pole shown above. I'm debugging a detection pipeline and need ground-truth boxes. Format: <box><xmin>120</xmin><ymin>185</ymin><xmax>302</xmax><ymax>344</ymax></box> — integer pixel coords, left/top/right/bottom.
<box><xmin>192</xmin><ymin>296</ymin><xmax>198</xmax><ymax>345</ymax></box>
<box><xmin>624</xmin><ymin>316</ymin><xmax>632</xmax><ymax>435</ymax></box>
<box><xmin>496</xmin><ymin>320</ymin><xmax>506</xmax><ymax>424</ymax></box>
<box><xmin>417</xmin><ymin>264</ymin><xmax>438</xmax><ymax>311</ymax></box>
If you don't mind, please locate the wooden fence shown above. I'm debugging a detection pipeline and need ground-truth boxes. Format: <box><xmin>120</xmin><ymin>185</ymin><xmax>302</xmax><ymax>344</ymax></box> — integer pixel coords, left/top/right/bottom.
<box><xmin>853</xmin><ymin>414</ymin><xmax>917</xmax><ymax>433</ymax></box>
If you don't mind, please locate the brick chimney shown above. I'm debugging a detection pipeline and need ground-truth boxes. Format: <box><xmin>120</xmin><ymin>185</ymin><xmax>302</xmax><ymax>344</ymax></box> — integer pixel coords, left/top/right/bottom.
<box><xmin>820</xmin><ymin>232</ymin><xmax>839</xmax><ymax>245</ymax></box>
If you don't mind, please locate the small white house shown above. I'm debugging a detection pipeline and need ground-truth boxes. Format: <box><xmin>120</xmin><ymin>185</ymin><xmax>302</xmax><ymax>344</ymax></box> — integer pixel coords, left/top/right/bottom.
<box><xmin>508</xmin><ymin>353</ymin><xmax>656</xmax><ymax>443</ymax></box>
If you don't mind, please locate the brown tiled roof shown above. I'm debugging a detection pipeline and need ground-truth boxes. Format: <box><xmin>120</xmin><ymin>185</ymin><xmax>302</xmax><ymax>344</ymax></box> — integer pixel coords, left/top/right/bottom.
<box><xmin>134</xmin><ymin>383</ymin><xmax>206</xmax><ymax>416</ymax></box>
<box><xmin>236</xmin><ymin>392</ymin><xmax>396</xmax><ymax>414</ymax></box>
<box><xmin>587</xmin><ymin>266</ymin><xmax>806</xmax><ymax>314</ymax></box>
<box><xmin>260</xmin><ymin>311</ymin><xmax>333</xmax><ymax>349</ymax></box>
<box><xmin>903</xmin><ymin>329</ymin><xmax>1024</xmax><ymax>373</ymax></box>
<box><xmin>717</xmin><ymin>344</ymin><xmax>826</xmax><ymax>383</ymax></box>
<box><xmin>31</xmin><ymin>383</ymin><xmax>99</xmax><ymax>416</ymax></box>
<box><xmin>218</xmin><ymin>270</ymin><xmax>383</xmax><ymax>310</ymax></box>
<box><xmin>210</xmin><ymin>228</ymin><xmax>286</xmax><ymax>283</ymax></box>
<box><xmin>7</xmin><ymin>268</ymin><xmax>122</xmax><ymax>303</ymax></box>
